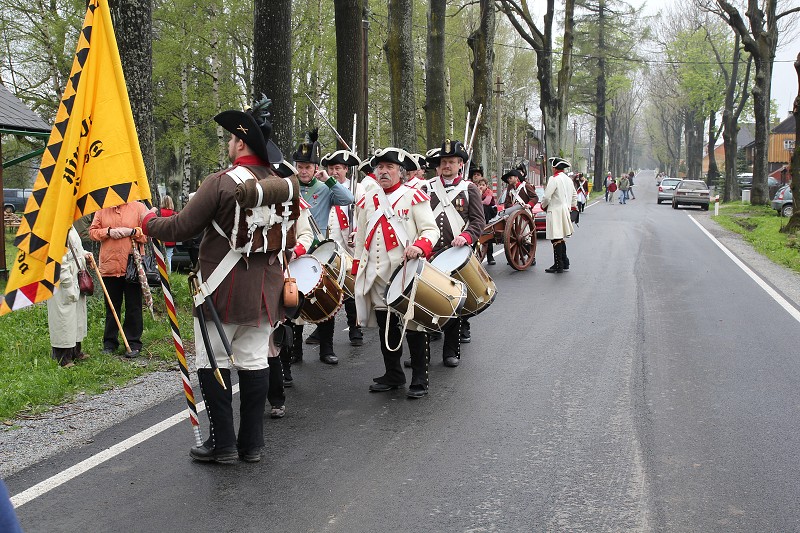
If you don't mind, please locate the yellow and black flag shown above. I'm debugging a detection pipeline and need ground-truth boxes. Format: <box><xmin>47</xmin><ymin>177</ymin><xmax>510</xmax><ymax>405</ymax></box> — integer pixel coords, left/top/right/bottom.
<box><xmin>1</xmin><ymin>0</ymin><xmax>151</xmax><ymax>315</ymax></box>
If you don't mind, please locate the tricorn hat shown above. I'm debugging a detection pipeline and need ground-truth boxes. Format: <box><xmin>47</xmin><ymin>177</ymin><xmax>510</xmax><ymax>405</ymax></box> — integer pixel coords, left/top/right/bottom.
<box><xmin>272</xmin><ymin>160</ymin><xmax>298</xmax><ymax>178</ymax></box>
<box><xmin>292</xmin><ymin>128</ymin><xmax>322</xmax><ymax>164</ymax></box>
<box><xmin>358</xmin><ymin>157</ymin><xmax>374</xmax><ymax>175</ymax></box>
<box><xmin>468</xmin><ymin>164</ymin><xmax>484</xmax><ymax>180</ymax></box>
<box><xmin>424</xmin><ymin>147</ymin><xmax>442</xmax><ymax>170</ymax></box>
<box><xmin>214</xmin><ymin>94</ymin><xmax>283</xmax><ymax>164</ymax></box>
<box><xmin>439</xmin><ymin>139</ymin><xmax>469</xmax><ymax>162</ymax></box>
<box><xmin>501</xmin><ymin>163</ymin><xmax>528</xmax><ymax>184</ymax></box>
<box><xmin>320</xmin><ymin>149</ymin><xmax>362</xmax><ymax>168</ymax></box>
<box><xmin>369</xmin><ymin>147</ymin><xmax>411</xmax><ymax>169</ymax></box>
<box><xmin>405</xmin><ymin>153</ymin><xmax>426</xmax><ymax>172</ymax></box>
<box><xmin>548</xmin><ymin>156</ymin><xmax>571</xmax><ymax>170</ymax></box>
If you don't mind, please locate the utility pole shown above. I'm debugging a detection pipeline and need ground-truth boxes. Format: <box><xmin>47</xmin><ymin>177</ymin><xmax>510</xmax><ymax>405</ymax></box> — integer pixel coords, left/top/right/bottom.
<box><xmin>494</xmin><ymin>76</ymin><xmax>504</xmax><ymax>194</ymax></box>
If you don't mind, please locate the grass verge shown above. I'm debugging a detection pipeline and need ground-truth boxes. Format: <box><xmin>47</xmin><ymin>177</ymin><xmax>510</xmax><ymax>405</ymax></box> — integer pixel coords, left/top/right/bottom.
<box><xmin>712</xmin><ymin>202</ymin><xmax>800</xmax><ymax>274</ymax></box>
<box><xmin>1</xmin><ymin>234</ymin><xmax>195</xmax><ymax>422</ymax></box>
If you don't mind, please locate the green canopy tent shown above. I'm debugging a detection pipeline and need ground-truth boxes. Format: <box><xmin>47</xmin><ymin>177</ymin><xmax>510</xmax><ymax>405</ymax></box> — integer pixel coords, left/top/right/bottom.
<box><xmin>0</xmin><ymin>83</ymin><xmax>50</xmax><ymax>280</ymax></box>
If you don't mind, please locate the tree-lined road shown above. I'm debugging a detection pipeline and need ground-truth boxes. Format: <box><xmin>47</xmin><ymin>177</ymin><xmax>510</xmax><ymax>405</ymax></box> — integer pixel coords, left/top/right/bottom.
<box><xmin>8</xmin><ymin>171</ymin><xmax>800</xmax><ymax>532</ymax></box>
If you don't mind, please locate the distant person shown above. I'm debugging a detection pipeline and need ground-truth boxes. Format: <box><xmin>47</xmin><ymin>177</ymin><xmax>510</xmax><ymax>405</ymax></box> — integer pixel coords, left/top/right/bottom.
<box><xmin>89</xmin><ymin>201</ymin><xmax>148</xmax><ymax>358</ymax></box>
<box><xmin>606</xmin><ymin>173</ymin><xmax>617</xmax><ymax>203</ymax></box>
<box><xmin>159</xmin><ymin>195</ymin><xmax>177</xmax><ymax>272</ymax></box>
<box><xmin>627</xmin><ymin>171</ymin><xmax>636</xmax><ymax>200</ymax></box>
<box><xmin>618</xmin><ymin>174</ymin><xmax>630</xmax><ymax>204</ymax></box>
<box><xmin>575</xmin><ymin>173</ymin><xmax>589</xmax><ymax>213</ymax></box>
<box><xmin>48</xmin><ymin>226</ymin><xmax>92</xmax><ymax>367</ymax></box>
<box><xmin>475</xmin><ymin>175</ymin><xmax>497</xmax><ymax>265</ymax></box>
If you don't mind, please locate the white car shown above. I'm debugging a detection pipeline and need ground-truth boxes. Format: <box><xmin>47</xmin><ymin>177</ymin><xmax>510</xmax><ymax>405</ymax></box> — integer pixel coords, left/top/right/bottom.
<box><xmin>657</xmin><ymin>178</ymin><xmax>682</xmax><ymax>204</ymax></box>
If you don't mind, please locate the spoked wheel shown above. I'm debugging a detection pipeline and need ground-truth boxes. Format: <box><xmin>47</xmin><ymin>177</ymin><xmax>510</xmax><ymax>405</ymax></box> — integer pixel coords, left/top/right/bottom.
<box><xmin>475</xmin><ymin>233</ymin><xmax>494</xmax><ymax>262</ymax></box>
<box><xmin>503</xmin><ymin>209</ymin><xmax>536</xmax><ymax>271</ymax></box>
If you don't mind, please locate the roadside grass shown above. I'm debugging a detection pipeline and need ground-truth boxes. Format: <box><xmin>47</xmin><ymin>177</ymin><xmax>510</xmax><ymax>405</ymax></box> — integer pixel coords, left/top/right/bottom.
<box><xmin>712</xmin><ymin>202</ymin><xmax>800</xmax><ymax>274</ymax></box>
<box><xmin>1</xmin><ymin>233</ymin><xmax>196</xmax><ymax>422</ymax></box>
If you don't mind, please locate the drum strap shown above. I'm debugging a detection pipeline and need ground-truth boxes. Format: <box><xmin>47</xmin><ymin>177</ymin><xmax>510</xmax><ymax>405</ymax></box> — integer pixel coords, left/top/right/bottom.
<box><xmin>510</xmin><ymin>182</ymin><xmax>527</xmax><ymax>207</ymax></box>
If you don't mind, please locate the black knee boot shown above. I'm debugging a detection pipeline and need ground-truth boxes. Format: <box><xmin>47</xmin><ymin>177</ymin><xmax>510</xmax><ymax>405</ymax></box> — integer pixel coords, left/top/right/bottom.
<box><xmin>561</xmin><ymin>241</ymin><xmax>570</xmax><ymax>270</ymax></box>
<box><xmin>345</xmin><ymin>298</ymin><xmax>363</xmax><ymax>346</ymax></box>
<box><xmin>237</xmin><ymin>368</ymin><xmax>269</xmax><ymax>463</ymax></box>
<box><xmin>545</xmin><ymin>241</ymin><xmax>563</xmax><ymax>273</ymax></box>
<box><xmin>486</xmin><ymin>241</ymin><xmax>496</xmax><ymax>265</ymax></box>
<box><xmin>370</xmin><ymin>310</ymin><xmax>405</xmax><ymax>390</ymax></box>
<box><xmin>442</xmin><ymin>319</ymin><xmax>461</xmax><ymax>367</ymax></box>
<box><xmin>406</xmin><ymin>331</ymin><xmax>430</xmax><ymax>398</ymax></box>
<box><xmin>267</xmin><ymin>356</ymin><xmax>285</xmax><ymax>409</ymax></box>
<box><xmin>318</xmin><ymin>318</ymin><xmax>338</xmax><ymax>364</ymax></box>
<box><xmin>290</xmin><ymin>323</ymin><xmax>304</xmax><ymax>363</ymax></box>
<box><xmin>460</xmin><ymin>317</ymin><xmax>471</xmax><ymax>343</ymax></box>
<box><xmin>191</xmin><ymin>368</ymin><xmax>237</xmax><ymax>464</ymax></box>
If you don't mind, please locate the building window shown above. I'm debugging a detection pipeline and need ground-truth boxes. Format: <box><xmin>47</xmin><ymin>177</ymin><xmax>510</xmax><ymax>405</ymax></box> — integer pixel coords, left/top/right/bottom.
<box><xmin>784</xmin><ymin>139</ymin><xmax>795</xmax><ymax>151</ymax></box>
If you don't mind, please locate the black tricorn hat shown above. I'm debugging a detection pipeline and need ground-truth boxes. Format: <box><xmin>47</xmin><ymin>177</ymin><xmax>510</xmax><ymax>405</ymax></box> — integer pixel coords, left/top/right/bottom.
<box><xmin>272</xmin><ymin>160</ymin><xmax>298</xmax><ymax>178</ymax></box>
<box><xmin>501</xmin><ymin>163</ymin><xmax>528</xmax><ymax>184</ymax></box>
<box><xmin>358</xmin><ymin>158</ymin><xmax>374</xmax><ymax>175</ymax></box>
<box><xmin>439</xmin><ymin>139</ymin><xmax>469</xmax><ymax>162</ymax></box>
<box><xmin>548</xmin><ymin>156</ymin><xmax>571</xmax><ymax>170</ymax></box>
<box><xmin>468</xmin><ymin>164</ymin><xmax>484</xmax><ymax>179</ymax></box>
<box><xmin>214</xmin><ymin>95</ymin><xmax>283</xmax><ymax>164</ymax></box>
<box><xmin>369</xmin><ymin>147</ymin><xmax>411</xmax><ymax>169</ymax></box>
<box><xmin>424</xmin><ymin>147</ymin><xmax>441</xmax><ymax>170</ymax></box>
<box><xmin>320</xmin><ymin>149</ymin><xmax>362</xmax><ymax>168</ymax></box>
<box><xmin>292</xmin><ymin>128</ymin><xmax>322</xmax><ymax>164</ymax></box>
<box><xmin>405</xmin><ymin>153</ymin><xmax>426</xmax><ymax>172</ymax></box>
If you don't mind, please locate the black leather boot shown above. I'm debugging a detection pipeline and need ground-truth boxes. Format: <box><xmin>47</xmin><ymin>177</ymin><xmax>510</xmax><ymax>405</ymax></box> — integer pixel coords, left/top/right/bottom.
<box><xmin>370</xmin><ymin>310</ymin><xmax>406</xmax><ymax>390</ymax></box>
<box><xmin>561</xmin><ymin>241</ymin><xmax>570</xmax><ymax>270</ymax></box>
<box><xmin>318</xmin><ymin>318</ymin><xmax>338</xmax><ymax>364</ymax></box>
<box><xmin>345</xmin><ymin>298</ymin><xmax>363</xmax><ymax>346</ymax></box>
<box><xmin>279</xmin><ymin>345</ymin><xmax>293</xmax><ymax>387</ymax></box>
<box><xmin>290</xmin><ymin>322</ymin><xmax>304</xmax><ymax>363</ymax></box>
<box><xmin>267</xmin><ymin>356</ymin><xmax>285</xmax><ymax>410</ymax></box>
<box><xmin>442</xmin><ymin>319</ymin><xmax>461</xmax><ymax>367</ymax></box>
<box><xmin>191</xmin><ymin>368</ymin><xmax>237</xmax><ymax>464</ymax></box>
<box><xmin>406</xmin><ymin>331</ymin><xmax>430</xmax><ymax>398</ymax></box>
<box><xmin>237</xmin><ymin>368</ymin><xmax>269</xmax><ymax>463</ymax></box>
<box><xmin>460</xmin><ymin>318</ymin><xmax>471</xmax><ymax>343</ymax></box>
<box><xmin>545</xmin><ymin>241</ymin><xmax>563</xmax><ymax>273</ymax></box>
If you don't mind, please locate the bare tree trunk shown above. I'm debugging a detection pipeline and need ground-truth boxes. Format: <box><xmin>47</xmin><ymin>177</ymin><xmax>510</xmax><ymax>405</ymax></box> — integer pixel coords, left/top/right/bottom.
<box><xmin>685</xmin><ymin>110</ymin><xmax>704</xmax><ymax>180</ymax></box>
<box><xmin>467</xmin><ymin>0</ymin><xmax>494</xmax><ymax>172</ymax></box>
<box><xmin>445</xmin><ymin>66</ymin><xmax>454</xmax><ymax>137</ymax></box>
<box><xmin>110</xmin><ymin>0</ymin><xmax>156</xmax><ymax>196</ymax></box>
<box><xmin>750</xmin><ymin>55</ymin><xmax>772</xmax><ymax>203</ymax></box>
<box><xmin>335</xmin><ymin>0</ymin><xmax>365</xmax><ymax>153</ymax></box>
<box><xmin>254</xmin><ymin>0</ymin><xmax>293</xmax><ymax>158</ymax></box>
<box><xmin>707</xmin><ymin>110</ymin><xmax>721</xmax><ymax>186</ymax></box>
<box><xmin>425</xmin><ymin>0</ymin><xmax>446</xmax><ymax>148</ymax></box>
<box><xmin>592</xmin><ymin>0</ymin><xmax>606</xmax><ymax>191</ymax></box>
<box><xmin>209</xmin><ymin>0</ymin><xmax>225</xmax><ymax>169</ymax></box>
<box><xmin>385</xmin><ymin>0</ymin><xmax>417</xmax><ymax>150</ymax></box>
<box><xmin>180</xmin><ymin>64</ymin><xmax>192</xmax><ymax>200</ymax></box>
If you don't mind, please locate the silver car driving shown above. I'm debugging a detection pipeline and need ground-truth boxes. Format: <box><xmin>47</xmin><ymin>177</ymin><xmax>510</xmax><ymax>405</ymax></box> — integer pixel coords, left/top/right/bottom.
<box><xmin>672</xmin><ymin>180</ymin><xmax>711</xmax><ymax>210</ymax></box>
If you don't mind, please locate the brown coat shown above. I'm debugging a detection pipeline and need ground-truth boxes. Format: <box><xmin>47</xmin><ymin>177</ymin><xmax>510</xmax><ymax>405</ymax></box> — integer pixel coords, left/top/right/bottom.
<box><xmin>503</xmin><ymin>182</ymin><xmax>539</xmax><ymax>209</ymax></box>
<box><xmin>144</xmin><ymin>163</ymin><xmax>300</xmax><ymax>327</ymax></box>
<box><xmin>89</xmin><ymin>202</ymin><xmax>149</xmax><ymax>277</ymax></box>
<box><xmin>427</xmin><ymin>177</ymin><xmax>485</xmax><ymax>254</ymax></box>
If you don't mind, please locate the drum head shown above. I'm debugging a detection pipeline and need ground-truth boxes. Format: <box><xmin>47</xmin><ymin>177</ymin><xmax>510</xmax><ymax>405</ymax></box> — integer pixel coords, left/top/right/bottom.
<box><xmin>431</xmin><ymin>246</ymin><xmax>471</xmax><ymax>273</ymax></box>
<box><xmin>386</xmin><ymin>258</ymin><xmax>421</xmax><ymax>304</ymax></box>
<box><xmin>291</xmin><ymin>256</ymin><xmax>324</xmax><ymax>294</ymax></box>
<box><xmin>312</xmin><ymin>240</ymin><xmax>337</xmax><ymax>264</ymax></box>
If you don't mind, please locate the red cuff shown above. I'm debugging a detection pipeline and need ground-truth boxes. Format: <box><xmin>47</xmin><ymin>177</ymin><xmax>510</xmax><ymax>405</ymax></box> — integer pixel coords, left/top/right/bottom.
<box><xmin>293</xmin><ymin>243</ymin><xmax>306</xmax><ymax>257</ymax></box>
<box><xmin>459</xmin><ymin>232</ymin><xmax>473</xmax><ymax>245</ymax></box>
<box><xmin>141</xmin><ymin>212</ymin><xmax>157</xmax><ymax>235</ymax></box>
<box><xmin>351</xmin><ymin>259</ymin><xmax>359</xmax><ymax>276</ymax></box>
<box><xmin>413</xmin><ymin>237</ymin><xmax>434</xmax><ymax>259</ymax></box>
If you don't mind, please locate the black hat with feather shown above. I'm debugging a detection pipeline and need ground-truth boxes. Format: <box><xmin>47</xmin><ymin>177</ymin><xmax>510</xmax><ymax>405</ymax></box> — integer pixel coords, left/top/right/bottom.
<box><xmin>292</xmin><ymin>128</ymin><xmax>322</xmax><ymax>164</ymax></box>
<box><xmin>214</xmin><ymin>94</ymin><xmax>283</xmax><ymax>164</ymax></box>
<box><xmin>501</xmin><ymin>163</ymin><xmax>528</xmax><ymax>184</ymax></box>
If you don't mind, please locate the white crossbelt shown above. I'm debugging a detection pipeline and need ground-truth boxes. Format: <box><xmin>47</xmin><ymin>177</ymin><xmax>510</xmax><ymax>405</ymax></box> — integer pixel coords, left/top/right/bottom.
<box><xmin>364</xmin><ymin>185</ymin><xmax>411</xmax><ymax>247</ymax></box>
<box><xmin>429</xmin><ymin>178</ymin><xmax>468</xmax><ymax>235</ymax></box>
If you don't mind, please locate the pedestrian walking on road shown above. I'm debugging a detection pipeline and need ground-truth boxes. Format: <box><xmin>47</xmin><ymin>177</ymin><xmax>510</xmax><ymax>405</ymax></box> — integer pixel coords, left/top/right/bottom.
<box><xmin>542</xmin><ymin>157</ymin><xmax>578</xmax><ymax>273</ymax></box>
<box><xmin>618</xmin><ymin>174</ymin><xmax>630</xmax><ymax>204</ymax></box>
<box><xmin>627</xmin><ymin>171</ymin><xmax>636</xmax><ymax>200</ymax></box>
<box><xmin>606</xmin><ymin>173</ymin><xmax>617</xmax><ymax>203</ymax></box>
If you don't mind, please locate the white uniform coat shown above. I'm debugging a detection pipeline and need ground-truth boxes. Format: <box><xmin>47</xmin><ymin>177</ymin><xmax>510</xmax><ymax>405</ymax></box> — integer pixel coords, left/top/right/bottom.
<box><xmin>353</xmin><ymin>184</ymin><xmax>439</xmax><ymax>327</ymax></box>
<box><xmin>47</xmin><ymin>227</ymin><xmax>88</xmax><ymax>348</ymax></box>
<box><xmin>541</xmin><ymin>170</ymin><xmax>578</xmax><ymax>240</ymax></box>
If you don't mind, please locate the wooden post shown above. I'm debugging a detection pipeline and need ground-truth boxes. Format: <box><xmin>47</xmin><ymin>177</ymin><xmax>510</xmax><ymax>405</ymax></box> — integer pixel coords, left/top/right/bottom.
<box><xmin>0</xmin><ymin>136</ymin><xmax>7</xmax><ymax>281</ymax></box>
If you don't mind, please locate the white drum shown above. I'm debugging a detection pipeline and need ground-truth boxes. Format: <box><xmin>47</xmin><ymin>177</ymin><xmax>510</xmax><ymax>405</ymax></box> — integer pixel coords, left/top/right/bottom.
<box><xmin>289</xmin><ymin>255</ymin><xmax>344</xmax><ymax>323</ymax></box>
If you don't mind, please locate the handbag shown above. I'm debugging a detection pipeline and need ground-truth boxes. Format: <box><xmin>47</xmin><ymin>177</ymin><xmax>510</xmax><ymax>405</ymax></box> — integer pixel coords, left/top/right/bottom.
<box><xmin>68</xmin><ymin>244</ymin><xmax>94</xmax><ymax>296</ymax></box>
<box><xmin>125</xmin><ymin>248</ymin><xmax>160</xmax><ymax>286</ymax></box>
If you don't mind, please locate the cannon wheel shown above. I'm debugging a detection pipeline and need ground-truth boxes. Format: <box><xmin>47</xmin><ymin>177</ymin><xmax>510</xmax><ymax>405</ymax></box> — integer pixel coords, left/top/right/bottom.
<box><xmin>503</xmin><ymin>209</ymin><xmax>536</xmax><ymax>270</ymax></box>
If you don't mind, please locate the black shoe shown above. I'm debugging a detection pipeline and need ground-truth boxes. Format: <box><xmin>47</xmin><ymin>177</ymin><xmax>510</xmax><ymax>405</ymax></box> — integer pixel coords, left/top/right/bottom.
<box><xmin>545</xmin><ymin>265</ymin><xmax>563</xmax><ymax>273</ymax></box>
<box><xmin>487</xmin><ymin>256</ymin><xmax>496</xmax><ymax>265</ymax></box>
<box><xmin>349</xmin><ymin>329</ymin><xmax>364</xmax><ymax>346</ymax></box>
<box><xmin>283</xmin><ymin>375</ymin><xmax>293</xmax><ymax>388</ymax></box>
<box><xmin>305</xmin><ymin>331</ymin><xmax>320</xmax><ymax>345</ymax></box>
<box><xmin>290</xmin><ymin>353</ymin><xmax>303</xmax><ymax>364</ymax></box>
<box><xmin>403</xmin><ymin>359</ymin><xmax>412</xmax><ymax>368</ymax></box>
<box><xmin>459</xmin><ymin>333</ymin><xmax>471</xmax><ymax>344</ymax></box>
<box><xmin>320</xmin><ymin>354</ymin><xmax>338</xmax><ymax>365</ymax></box>
<box><xmin>124</xmin><ymin>349</ymin><xmax>140</xmax><ymax>358</ymax></box>
<box><xmin>406</xmin><ymin>385</ymin><xmax>428</xmax><ymax>399</ymax></box>
<box><xmin>101</xmin><ymin>347</ymin><xmax>116</xmax><ymax>355</ymax></box>
<box><xmin>189</xmin><ymin>443</ymin><xmax>238</xmax><ymax>464</ymax></box>
<box><xmin>238</xmin><ymin>449</ymin><xmax>262</xmax><ymax>463</ymax></box>
<box><xmin>369</xmin><ymin>382</ymin><xmax>402</xmax><ymax>392</ymax></box>
<box><xmin>444</xmin><ymin>356</ymin><xmax>460</xmax><ymax>368</ymax></box>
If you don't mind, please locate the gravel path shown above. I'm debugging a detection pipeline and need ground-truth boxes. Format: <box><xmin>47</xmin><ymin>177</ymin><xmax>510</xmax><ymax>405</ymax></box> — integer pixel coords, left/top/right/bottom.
<box><xmin>2</xmin><ymin>211</ymin><xmax>798</xmax><ymax>481</ymax></box>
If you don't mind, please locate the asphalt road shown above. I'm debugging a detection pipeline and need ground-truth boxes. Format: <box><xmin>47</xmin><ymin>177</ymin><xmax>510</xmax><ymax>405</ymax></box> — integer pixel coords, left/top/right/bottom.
<box><xmin>8</xmin><ymin>171</ymin><xmax>800</xmax><ymax>532</ymax></box>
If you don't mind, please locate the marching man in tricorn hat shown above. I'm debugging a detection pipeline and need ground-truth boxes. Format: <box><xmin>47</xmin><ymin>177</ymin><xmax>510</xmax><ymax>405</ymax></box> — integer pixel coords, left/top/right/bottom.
<box><xmin>352</xmin><ymin>147</ymin><xmax>439</xmax><ymax>399</ymax></box>
<box><xmin>143</xmin><ymin>97</ymin><xmax>312</xmax><ymax>464</ymax></box>
<box><xmin>541</xmin><ymin>157</ymin><xmax>578</xmax><ymax>273</ymax></box>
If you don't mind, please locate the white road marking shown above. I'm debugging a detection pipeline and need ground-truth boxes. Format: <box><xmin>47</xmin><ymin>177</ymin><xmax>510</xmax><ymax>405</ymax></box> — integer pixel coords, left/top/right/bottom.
<box><xmin>688</xmin><ymin>214</ymin><xmax>800</xmax><ymax>324</ymax></box>
<box><xmin>11</xmin><ymin>384</ymin><xmax>240</xmax><ymax>508</ymax></box>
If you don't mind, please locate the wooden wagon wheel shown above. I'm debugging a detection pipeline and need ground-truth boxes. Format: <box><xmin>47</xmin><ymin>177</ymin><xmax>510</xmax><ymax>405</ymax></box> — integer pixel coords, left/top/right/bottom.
<box><xmin>503</xmin><ymin>209</ymin><xmax>536</xmax><ymax>271</ymax></box>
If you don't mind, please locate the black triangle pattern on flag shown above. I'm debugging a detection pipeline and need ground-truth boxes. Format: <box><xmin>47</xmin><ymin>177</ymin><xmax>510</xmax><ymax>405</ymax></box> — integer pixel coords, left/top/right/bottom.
<box><xmin>111</xmin><ymin>183</ymin><xmax>133</xmax><ymax>202</ymax></box>
<box><xmin>29</xmin><ymin>233</ymin><xmax>49</xmax><ymax>254</ymax></box>
<box><xmin>70</xmin><ymin>71</ymin><xmax>82</xmax><ymax>91</ymax></box>
<box><xmin>90</xmin><ymin>187</ymin><xmax>109</xmax><ymax>208</ymax></box>
<box><xmin>76</xmin><ymin>47</ymin><xmax>89</xmax><ymax>68</ymax></box>
<box><xmin>55</xmin><ymin>119</ymin><xmax>68</xmax><ymax>138</ymax></box>
<box><xmin>23</xmin><ymin>211</ymin><xmax>39</xmax><ymax>229</ymax></box>
<box><xmin>40</xmin><ymin>164</ymin><xmax>54</xmax><ymax>184</ymax></box>
<box><xmin>83</xmin><ymin>25</ymin><xmax>92</xmax><ymax>44</ymax></box>
<box><xmin>32</xmin><ymin>188</ymin><xmax>47</xmax><ymax>207</ymax></box>
<box><xmin>62</xmin><ymin>94</ymin><xmax>75</xmax><ymax>116</ymax></box>
<box><xmin>13</xmin><ymin>232</ymin><xmax>28</xmax><ymax>247</ymax></box>
<box><xmin>76</xmin><ymin>195</ymin><xmax>88</xmax><ymax>214</ymax></box>
<box><xmin>42</xmin><ymin>279</ymin><xmax>55</xmax><ymax>292</ymax></box>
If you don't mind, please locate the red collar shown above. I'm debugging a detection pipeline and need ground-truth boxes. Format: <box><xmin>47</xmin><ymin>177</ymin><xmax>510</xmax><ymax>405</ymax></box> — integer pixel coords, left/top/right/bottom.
<box><xmin>440</xmin><ymin>176</ymin><xmax>461</xmax><ymax>186</ymax></box>
<box><xmin>382</xmin><ymin>181</ymin><xmax>403</xmax><ymax>194</ymax></box>
<box><xmin>233</xmin><ymin>155</ymin><xmax>268</xmax><ymax>167</ymax></box>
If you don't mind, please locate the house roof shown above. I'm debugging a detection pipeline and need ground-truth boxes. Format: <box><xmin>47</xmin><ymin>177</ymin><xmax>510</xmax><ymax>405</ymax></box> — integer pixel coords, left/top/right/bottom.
<box><xmin>0</xmin><ymin>83</ymin><xmax>50</xmax><ymax>134</ymax></box>
<box><xmin>737</xmin><ymin>123</ymin><xmax>755</xmax><ymax>147</ymax></box>
<box><xmin>771</xmin><ymin>115</ymin><xmax>795</xmax><ymax>134</ymax></box>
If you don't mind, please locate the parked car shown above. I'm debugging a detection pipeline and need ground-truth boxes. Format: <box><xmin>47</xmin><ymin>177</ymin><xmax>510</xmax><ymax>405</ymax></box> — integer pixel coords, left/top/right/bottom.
<box><xmin>672</xmin><ymin>180</ymin><xmax>711</xmax><ymax>210</ymax></box>
<box><xmin>3</xmin><ymin>188</ymin><xmax>31</xmax><ymax>213</ymax></box>
<box><xmin>738</xmin><ymin>174</ymin><xmax>782</xmax><ymax>197</ymax></box>
<box><xmin>657</xmin><ymin>178</ymin><xmax>682</xmax><ymax>204</ymax></box>
<box><xmin>771</xmin><ymin>185</ymin><xmax>794</xmax><ymax>218</ymax></box>
<box><xmin>532</xmin><ymin>186</ymin><xmax>546</xmax><ymax>233</ymax></box>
